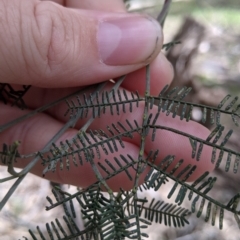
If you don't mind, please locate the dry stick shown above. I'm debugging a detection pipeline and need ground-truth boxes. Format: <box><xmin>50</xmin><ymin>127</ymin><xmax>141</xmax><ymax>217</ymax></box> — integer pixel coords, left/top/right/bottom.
<box><xmin>124</xmin><ymin>2</ymin><xmax>173</xmax><ymax>237</ymax></box>
<box><xmin>157</xmin><ymin>0</ymin><xmax>172</xmax><ymax>27</ymax></box>
<box><xmin>129</xmin><ymin>64</ymin><xmax>151</xmax><ymax>238</ymax></box>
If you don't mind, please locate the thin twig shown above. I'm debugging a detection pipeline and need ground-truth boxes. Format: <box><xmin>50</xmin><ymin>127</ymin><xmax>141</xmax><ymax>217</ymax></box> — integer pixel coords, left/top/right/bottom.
<box><xmin>157</xmin><ymin>0</ymin><xmax>172</xmax><ymax>27</ymax></box>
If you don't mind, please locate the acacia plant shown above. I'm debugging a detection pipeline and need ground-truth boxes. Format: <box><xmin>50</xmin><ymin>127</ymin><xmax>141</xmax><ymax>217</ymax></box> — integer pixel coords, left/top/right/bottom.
<box><xmin>0</xmin><ymin>0</ymin><xmax>240</xmax><ymax>239</ymax></box>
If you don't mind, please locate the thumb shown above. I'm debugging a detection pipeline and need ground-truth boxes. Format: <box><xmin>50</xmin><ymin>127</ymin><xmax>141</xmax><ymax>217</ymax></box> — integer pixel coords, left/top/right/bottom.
<box><xmin>0</xmin><ymin>0</ymin><xmax>163</xmax><ymax>88</ymax></box>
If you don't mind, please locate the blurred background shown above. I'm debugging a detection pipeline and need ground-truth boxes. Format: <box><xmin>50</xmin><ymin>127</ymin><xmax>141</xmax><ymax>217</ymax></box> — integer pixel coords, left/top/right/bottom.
<box><xmin>1</xmin><ymin>0</ymin><xmax>240</xmax><ymax>239</ymax></box>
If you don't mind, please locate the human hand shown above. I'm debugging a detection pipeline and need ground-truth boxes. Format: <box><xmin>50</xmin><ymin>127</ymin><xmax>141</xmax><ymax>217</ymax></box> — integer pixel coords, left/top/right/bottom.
<box><xmin>0</xmin><ymin>0</ymin><xmax>214</xmax><ymax>191</ymax></box>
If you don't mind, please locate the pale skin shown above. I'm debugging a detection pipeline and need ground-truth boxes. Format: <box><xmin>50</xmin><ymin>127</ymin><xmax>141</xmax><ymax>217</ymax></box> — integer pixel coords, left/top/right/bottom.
<box><xmin>0</xmin><ymin>0</ymin><xmax>214</xmax><ymax>191</ymax></box>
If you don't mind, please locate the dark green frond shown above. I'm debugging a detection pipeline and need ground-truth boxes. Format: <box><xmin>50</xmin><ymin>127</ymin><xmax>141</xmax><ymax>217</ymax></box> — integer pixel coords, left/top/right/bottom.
<box><xmin>188</xmin><ymin>125</ymin><xmax>240</xmax><ymax>173</ymax></box>
<box><xmin>28</xmin><ymin>216</ymin><xmax>91</xmax><ymax>240</ymax></box>
<box><xmin>138</xmin><ymin>198</ymin><xmax>191</xmax><ymax>227</ymax></box>
<box><xmin>40</xmin><ymin>120</ymin><xmax>140</xmax><ymax>173</ymax></box>
<box><xmin>169</xmin><ymin>172</ymin><xmax>240</xmax><ymax>230</ymax></box>
<box><xmin>152</xmin><ymin>87</ymin><xmax>240</xmax><ymax>126</ymax></box>
<box><xmin>64</xmin><ymin>89</ymin><xmax>142</xmax><ymax>119</ymax></box>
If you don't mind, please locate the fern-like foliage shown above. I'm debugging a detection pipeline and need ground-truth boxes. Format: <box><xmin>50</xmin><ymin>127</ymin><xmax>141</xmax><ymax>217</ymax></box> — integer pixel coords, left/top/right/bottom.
<box><xmin>1</xmin><ymin>69</ymin><xmax>240</xmax><ymax>239</ymax></box>
<box><xmin>136</xmin><ymin>198</ymin><xmax>191</xmax><ymax>227</ymax></box>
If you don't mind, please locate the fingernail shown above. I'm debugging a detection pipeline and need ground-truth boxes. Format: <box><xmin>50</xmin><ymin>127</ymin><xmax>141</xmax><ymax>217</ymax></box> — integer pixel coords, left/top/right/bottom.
<box><xmin>97</xmin><ymin>15</ymin><xmax>162</xmax><ymax>66</ymax></box>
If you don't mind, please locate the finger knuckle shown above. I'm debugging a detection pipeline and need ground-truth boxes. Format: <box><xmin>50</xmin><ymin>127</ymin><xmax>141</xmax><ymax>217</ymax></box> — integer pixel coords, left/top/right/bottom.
<box><xmin>34</xmin><ymin>2</ymin><xmax>79</xmax><ymax>82</ymax></box>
